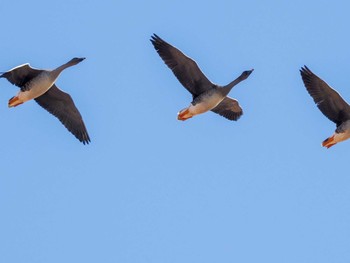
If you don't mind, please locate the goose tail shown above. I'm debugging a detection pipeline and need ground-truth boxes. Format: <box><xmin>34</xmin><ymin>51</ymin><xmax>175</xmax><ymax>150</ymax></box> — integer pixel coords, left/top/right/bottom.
<box><xmin>8</xmin><ymin>96</ymin><xmax>24</xmax><ymax>107</ymax></box>
<box><xmin>322</xmin><ymin>134</ymin><xmax>337</xmax><ymax>149</ymax></box>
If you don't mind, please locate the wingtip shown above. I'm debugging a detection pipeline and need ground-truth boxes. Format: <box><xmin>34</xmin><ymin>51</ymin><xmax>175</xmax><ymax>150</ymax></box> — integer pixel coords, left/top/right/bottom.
<box><xmin>300</xmin><ymin>65</ymin><xmax>312</xmax><ymax>75</ymax></box>
<box><xmin>150</xmin><ymin>33</ymin><xmax>159</xmax><ymax>41</ymax></box>
<box><xmin>302</xmin><ymin>65</ymin><xmax>311</xmax><ymax>71</ymax></box>
<box><xmin>81</xmin><ymin>133</ymin><xmax>91</xmax><ymax>145</ymax></box>
<box><xmin>150</xmin><ymin>33</ymin><xmax>165</xmax><ymax>45</ymax></box>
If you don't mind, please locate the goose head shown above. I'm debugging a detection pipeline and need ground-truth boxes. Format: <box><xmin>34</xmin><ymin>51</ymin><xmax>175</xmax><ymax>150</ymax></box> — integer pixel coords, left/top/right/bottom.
<box><xmin>68</xmin><ymin>57</ymin><xmax>86</xmax><ymax>65</ymax></box>
<box><xmin>239</xmin><ymin>69</ymin><xmax>254</xmax><ymax>80</ymax></box>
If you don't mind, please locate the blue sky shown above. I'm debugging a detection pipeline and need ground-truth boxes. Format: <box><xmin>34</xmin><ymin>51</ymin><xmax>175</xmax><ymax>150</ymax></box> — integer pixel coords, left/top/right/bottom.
<box><xmin>1</xmin><ymin>0</ymin><xmax>350</xmax><ymax>262</ymax></box>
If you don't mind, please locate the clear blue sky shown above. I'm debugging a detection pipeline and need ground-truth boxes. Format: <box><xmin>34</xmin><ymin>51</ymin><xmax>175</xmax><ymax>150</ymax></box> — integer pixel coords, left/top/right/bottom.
<box><xmin>1</xmin><ymin>0</ymin><xmax>350</xmax><ymax>262</ymax></box>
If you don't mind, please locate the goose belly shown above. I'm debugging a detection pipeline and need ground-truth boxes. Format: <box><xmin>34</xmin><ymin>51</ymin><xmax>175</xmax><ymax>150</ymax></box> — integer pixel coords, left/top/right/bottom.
<box><xmin>334</xmin><ymin>121</ymin><xmax>350</xmax><ymax>142</ymax></box>
<box><xmin>333</xmin><ymin>130</ymin><xmax>350</xmax><ymax>143</ymax></box>
<box><xmin>18</xmin><ymin>73</ymin><xmax>55</xmax><ymax>102</ymax></box>
<box><xmin>189</xmin><ymin>94</ymin><xmax>223</xmax><ymax>115</ymax></box>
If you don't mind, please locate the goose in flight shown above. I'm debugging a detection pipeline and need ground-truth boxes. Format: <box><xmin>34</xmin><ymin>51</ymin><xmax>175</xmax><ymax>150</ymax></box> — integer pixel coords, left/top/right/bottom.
<box><xmin>0</xmin><ymin>57</ymin><xmax>90</xmax><ymax>144</ymax></box>
<box><xmin>150</xmin><ymin>34</ymin><xmax>253</xmax><ymax>121</ymax></box>
<box><xmin>300</xmin><ymin>66</ymin><xmax>350</xmax><ymax>148</ymax></box>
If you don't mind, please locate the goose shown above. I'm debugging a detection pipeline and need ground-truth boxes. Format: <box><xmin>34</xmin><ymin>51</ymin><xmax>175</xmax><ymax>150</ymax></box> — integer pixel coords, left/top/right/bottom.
<box><xmin>0</xmin><ymin>57</ymin><xmax>90</xmax><ymax>144</ymax></box>
<box><xmin>300</xmin><ymin>66</ymin><xmax>350</xmax><ymax>148</ymax></box>
<box><xmin>150</xmin><ymin>34</ymin><xmax>253</xmax><ymax>121</ymax></box>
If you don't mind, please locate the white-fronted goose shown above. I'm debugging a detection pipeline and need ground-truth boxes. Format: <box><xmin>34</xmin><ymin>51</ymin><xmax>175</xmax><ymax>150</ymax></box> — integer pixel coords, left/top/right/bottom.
<box><xmin>300</xmin><ymin>66</ymin><xmax>350</xmax><ymax>148</ymax></box>
<box><xmin>150</xmin><ymin>34</ymin><xmax>253</xmax><ymax>121</ymax></box>
<box><xmin>0</xmin><ymin>58</ymin><xmax>90</xmax><ymax>144</ymax></box>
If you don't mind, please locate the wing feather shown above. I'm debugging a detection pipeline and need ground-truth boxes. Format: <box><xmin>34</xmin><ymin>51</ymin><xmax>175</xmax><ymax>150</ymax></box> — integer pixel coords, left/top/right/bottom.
<box><xmin>211</xmin><ymin>97</ymin><xmax>243</xmax><ymax>121</ymax></box>
<box><xmin>150</xmin><ymin>34</ymin><xmax>213</xmax><ymax>96</ymax></box>
<box><xmin>35</xmin><ymin>85</ymin><xmax>90</xmax><ymax>144</ymax></box>
<box><xmin>0</xmin><ymin>64</ymin><xmax>42</xmax><ymax>90</ymax></box>
<box><xmin>300</xmin><ymin>66</ymin><xmax>350</xmax><ymax>126</ymax></box>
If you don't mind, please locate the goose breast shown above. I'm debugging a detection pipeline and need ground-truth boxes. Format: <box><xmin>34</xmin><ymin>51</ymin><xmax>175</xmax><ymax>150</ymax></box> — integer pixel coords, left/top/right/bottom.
<box><xmin>18</xmin><ymin>72</ymin><xmax>55</xmax><ymax>102</ymax></box>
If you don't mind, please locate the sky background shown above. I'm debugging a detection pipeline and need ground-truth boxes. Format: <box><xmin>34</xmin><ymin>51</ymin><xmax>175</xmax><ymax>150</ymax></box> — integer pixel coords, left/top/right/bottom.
<box><xmin>1</xmin><ymin>0</ymin><xmax>350</xmax><ymax>262</ymax></box>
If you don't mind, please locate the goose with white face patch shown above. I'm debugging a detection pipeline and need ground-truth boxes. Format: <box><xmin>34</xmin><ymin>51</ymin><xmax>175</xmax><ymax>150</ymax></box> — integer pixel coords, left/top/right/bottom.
<box><xmin>0</xmin><ymin>57</ymin><xmax>90</xmax><ymax>144</ymax></box>
<box><xmin>300</xmin><ymin>66</ymin><xmax>350</xmax><ymax>148</ymax></box>
<box><xmin>150</xmin><ymin>34</ymin><xmax>253</xmax><ymax>121</ymax></box>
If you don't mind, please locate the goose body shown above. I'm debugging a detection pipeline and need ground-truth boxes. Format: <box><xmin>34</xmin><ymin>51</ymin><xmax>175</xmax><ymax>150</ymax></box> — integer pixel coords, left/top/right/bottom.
<box><xmin>150</xmin><ymin>34</ymin><xmax>253</xmax><ymax>121</ymax></box>
<box><xmin>10</xmin><ymin>70</ymin><xmax>56</xmax><ymax>106</ymax></box>
<box><xmin>178</xmin><ymin>88</ymin><xmax>226</xmax><ymax>120</ymax></box>
<box><xmin>1</xmin><ymin>57</ymin><xmax>90</xmax><ymax>144</ymax></box>
<box><xmin>300</xmin><ymin>66</ymin><xmax>350</xmax><ymax>148</ymax></box>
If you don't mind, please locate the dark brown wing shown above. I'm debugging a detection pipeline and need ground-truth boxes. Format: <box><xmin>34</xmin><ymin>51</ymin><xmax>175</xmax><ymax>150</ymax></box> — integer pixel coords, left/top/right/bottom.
<box><xmin>211</xmin><ymin>97</ymin><xmax>243</xmax><ymax>121</ymax></box>
<box><xmin>35</xmin><ymin>85</ymin><xmax>90</xmax><ymax>144</ymax></box>
<box><xmin>150</xmin><ymin>34</ymin><xmax>214</xmax><ymax>96</ymax></box>
<box><xmin>300</xmin><ymin>66</ymin><xmax>350</xmax><ymax>126</ymax></box>
<box><xmin>0</xmin><ymin>64</ymin><xmax>42</xmax><ymax>90</ymax></box>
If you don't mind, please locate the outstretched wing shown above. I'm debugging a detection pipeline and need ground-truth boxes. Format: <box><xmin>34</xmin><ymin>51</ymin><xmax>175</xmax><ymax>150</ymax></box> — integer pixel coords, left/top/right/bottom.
<box><xmin>0</xmin><ymin>64</ymin><xmax>42</xmax><ymax>90</ymax></box>
<box><xmin>211</xmin><ymin>97</ymin><xmax>243</xmax><ymax>121</ymax></box>
<box><xmin>300</xmin><ymin>66</ymin><xmax>350</xmax><ymax>126</ymax></box>
<box><xmin>35</xmin><ymin>85</ymin><xmax>90</xmax><ymax>144</ymax></box>
<box><xmin>150</xmin><ymin>34</ymin><xmax>214</xmax><ymax>96</ymax></box>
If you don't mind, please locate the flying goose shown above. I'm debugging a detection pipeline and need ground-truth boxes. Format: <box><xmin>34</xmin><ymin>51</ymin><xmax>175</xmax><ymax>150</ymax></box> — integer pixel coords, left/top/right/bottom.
<box><xmin>0</xmin><ymin>57</ymin><xmax>90</xmax><ymax>144</ymax></box>
<box><xmin>300</xmin><ymin>66</ymin><xmax>350</xmax><ymax>148</ymax></box>
<box><xmin>150</xmin><ymin>34</ymin><xmax>253</xmax><ymax>121</ymax></box>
